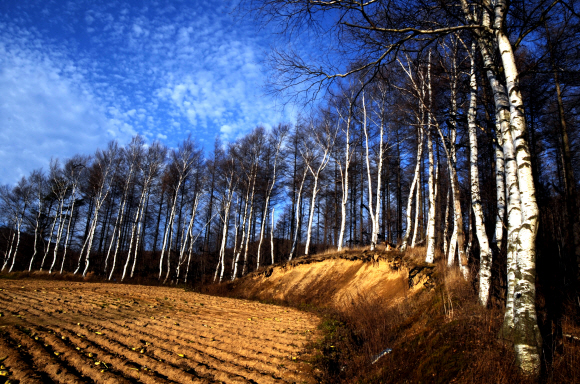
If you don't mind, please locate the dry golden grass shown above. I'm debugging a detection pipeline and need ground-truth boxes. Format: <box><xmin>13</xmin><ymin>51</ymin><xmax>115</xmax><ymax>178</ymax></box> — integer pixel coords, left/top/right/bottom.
<box><xmin>208</xmin><ymin>245</ymin><xmax>580</xmax><ymax>383</ymax></box>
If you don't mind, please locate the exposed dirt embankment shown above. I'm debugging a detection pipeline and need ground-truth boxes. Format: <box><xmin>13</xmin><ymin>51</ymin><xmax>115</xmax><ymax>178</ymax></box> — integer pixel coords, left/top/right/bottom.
<box><xmin>209</xmin><ymin>249</ymin><xmax>437</xmax><ymax>308</ymax></box>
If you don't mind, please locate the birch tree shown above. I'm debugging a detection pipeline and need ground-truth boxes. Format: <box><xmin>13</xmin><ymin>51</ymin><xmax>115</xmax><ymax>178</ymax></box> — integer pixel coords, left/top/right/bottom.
<box><xmin>74</xmin><ymin>141</ymin><xmax>121</xmax><ymax>277</ymax></box>
<box><xmin>302</xmin><ymin>118</ymin><xmax>336</xmax><ymax>256</ymax></box>
<box><xmin>215</xmin><ymin>149</ymin><xmax>238</xmax><ymax>282</ymax></box>
<box><xmin>363</xmin><ymin>80</ymin><xmax>389</xmax><ymax>251</ymax></box>
<box><xmin>126</xmin><ymin>142</ymin><xmax>167</xmax><ymax>280</ymax></box>
<box><xmin>0</xmin><ymin>178</ymin><xmax>31</xmax><ymax>272</ymax></box>
<box><xmin>465</xmin><ymin>41</ymin><xmax>493</xmax><ymax>305</ymax></box>
<box><xmin>57</xmin><ymin>156</ymin><xmax>87</xmax><ymax>274</ymax></box>
<box><xmin>158</xmin><ymin>137</ymin><xmax>202</xmax><ymax>281</ymax></box>
<box><xmin>27</xmin><ymin>170</ymin><xmax>48</xmax><ymax>271</ymax></box>
<box><xmin>400</xmin><ymin>118</ymin><xmax>423</xmax><ymax>252</ymax></box>
<box><xmin>424</xmin><ymin>52</ymin><xmax>438</xmax><ymax>264</ymax></box>
<box><xmin>107</xmin><ymin>137</ymin><xmax>143</xmax><ymax>280</ymax></box>
<box><xmin>256</xmin><ymin>125</ymin><xmax>288</xmax><ymax>269</ymax></box>
<box><xmin>333</xmin><ymin>84</ymin><xmax>357</xmax><ymax>251</ymax></box>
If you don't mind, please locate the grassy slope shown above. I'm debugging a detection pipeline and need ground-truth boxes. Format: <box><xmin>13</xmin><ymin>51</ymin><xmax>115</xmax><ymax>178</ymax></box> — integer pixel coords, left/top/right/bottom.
<box><xmin>205</xmin><ymin>247</ymin><xmax>580</xmax><ymax>384</ymax></box>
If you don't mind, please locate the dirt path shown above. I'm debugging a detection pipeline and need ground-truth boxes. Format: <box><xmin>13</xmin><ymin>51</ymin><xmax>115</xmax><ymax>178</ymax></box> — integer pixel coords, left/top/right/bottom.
<box><xmin>0</xmin><ymin>280</ymin><xmax>320</xmax><ymax>383</ymax></box>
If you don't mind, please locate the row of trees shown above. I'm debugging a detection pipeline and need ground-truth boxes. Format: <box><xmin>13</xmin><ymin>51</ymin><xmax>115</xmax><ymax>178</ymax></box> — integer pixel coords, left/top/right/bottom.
<box><xmin>0</xmin><ymin>0</ymin><xmax>579</xmax><ymax>376</ymax></box>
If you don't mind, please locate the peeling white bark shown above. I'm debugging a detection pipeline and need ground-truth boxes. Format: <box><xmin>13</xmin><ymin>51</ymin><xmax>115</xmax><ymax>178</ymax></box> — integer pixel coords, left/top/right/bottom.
<box><xmin>401</xmin><ymin>127</ymin><xmax>423</xmax><ymax>252</ymax></box>
<box><xmin>467</xmin><ymin>41</ymin><xmax>492</xmax><ymax>306</ymax></box>
<box><xmin>425</xmin><ymin>52</ymin><xmax>437</xmax><ymax>264</ymax></box>
<box><xmin>336</xmin><ymin>99</ymin><xmax>354</xmax><ymax>252</ymax></box>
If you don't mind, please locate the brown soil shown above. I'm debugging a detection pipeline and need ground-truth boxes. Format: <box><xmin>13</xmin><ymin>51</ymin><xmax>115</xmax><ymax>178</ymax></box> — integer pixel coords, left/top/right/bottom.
<box><xmin>207</xmin><ymin>249</ymin><xmax>434</xmax><ymax>309</ymax></box>
<box><xmin>0</xmin><ymin>280</ymin><xmax>320</xmax><ymax>383</ymax></box>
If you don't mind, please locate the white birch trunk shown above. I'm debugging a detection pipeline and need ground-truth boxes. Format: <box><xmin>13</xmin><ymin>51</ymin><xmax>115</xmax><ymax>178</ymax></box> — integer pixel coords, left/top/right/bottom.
<box><xmin>497</xmin><ymin>25</ymin><xmax>542</xmax><ymax>375</ymax></box>
<box><xmin>493</xmin><ymin>125</ymin><xmax>506</xmax><ymax>251</ymax></box>
<box><xmin>40</xmin><ymin>201</ymin><xmax>61</xmax><ymax>271</ymax></box>
<box><xmin>241</xmin><ymin>175</ymin><xmax>256</xmax><ymax>274</ymax></box>
<box><xmin>2</xmin><ymin>231</ymin><xmax>15</xmax><ymax>271</ymax></box>
<box><xmin>425</xmin><ymin>52</ymin><xmax>437</xmax><ymax>263</ymax></box>
<box><xmin>467</xmin><ymin>42</ymin><xmax>492</xmax><ymax>305</ymax></box>
<box><xmin>108</xmin><ymin>165</ymin><xmax>136</xmax><ymax>280</ymax></box>
<box><xmin>475</xmin><ymin>22</ymin><xmax>522</xmax><ymax>338</ymax></box>
<box><xmin>8</xmin><ymin>216</ymin><xmax>24</xmax><ymax>273</ymax></box>
<box><xmin>446</xmin><ymin>44</ymin><xmax>466</xmax><ymax>275</ymax></box>
<box><xmin>303</xmin><ymin>125</ymin><xmax>334</xmax><ymax>256</ymax></box>
<box><xmin>104</xmin><ymin>199</ymin><xmax>123</xmax><ymax>273</ymax></box>
<box><xmin>218</xmin><ymin>200</ymin><xmax>232</xmax><ymax>283</ymax></box>
<box><xmin>304</xmin><ymin>176</ymin><xmax>319</xmax><ymax>256</ymax></box>
<box><xmin>424</xmin><ymin>131</ymin><xmax>436</xmax><ymax>262</ymax></box>
<box><xmin>59</xmin><ymin>185</ymin><xmax>78</xmax><ymax>274</ymax></box>
<box><xmin>257</xmin><ymin>197</ymin><xmax>270</xmax><ymax>269</ymax></box>
<box><xmin>443</xmin><ymin>184</ymin><xmax>450</xmax><ymax>257</ymax></box>
<box><xmin>176</xmin><ymin>192</ymin><xmax>200</xmax><ymax>282</ymax></box>
<box><xmin>215</xmin><ymin>173</ymin><xmax>236</xmax><ymax>282</ymax></box>
<box><xmin>362</xmin><ymin>90</ymin><xmax>385</xmax><ymax>251</ymax></box>
<box><xmin>337</xmin><ymin>110</ymin><xmax>352</xmax><ymax>252</ymax></box>
<box><xmin>121</xmin><ymin>183</ymin><xmax>148</xmax><ymax>281</ymax></box>
<box><xmin>49</xmin><ymin>198</ymin><xmax>67</xmax><ymax>274</ymax></box>
<box><xmin>256</xmin><ymin>136</ymin><xmax>284</xmax><ymax>269</ymax></box>
<box><xmin>401</xmin><ymin>127</ymin><xmax>423</xmax><ymax>252</ymax></box>
<box><xmin>131</xmin><ymin>188</ymin><xmax>152</xmax><ymax>278</ymax></box>
<box><xmin>411</xmin><ymin>175</ymin><xmax>421</xmax><ymax>248</ymax></box>
<box><xmin>158</xmin><ymin>184</ymin><xmax>182</xmax><ymax>280</ymax></box>
<box><xmin>230</xmin><ymin>199</ymin><xmax>240</xmax><ymax>273</ymax></box>
<box><xmin>29</xmin><ymin>192</ymin><xmax>45</xmax><ymax>272</ymax></box>
<box><xmin>79</xmin><ymin>203</ymin><xmax>101</xmax><ymax>277</ymax></box>
<box><xmin>270</xmin><ymin>207</ymin><xmax>275</xmax><ymax>265</ymax></box>
<box><xmin>232</xmin><ymin>191</ymin><xmax>250</xmax><ymax>280</ymax></box>
<box><xmin>289</xmin><ymin>169</ymin><xmax>308</xmax><ymax>260</ymax></box>
<box><xmin>185</xmin><ymin>209</ymin><xmax>216</xmax><ymax>283</ymax></box>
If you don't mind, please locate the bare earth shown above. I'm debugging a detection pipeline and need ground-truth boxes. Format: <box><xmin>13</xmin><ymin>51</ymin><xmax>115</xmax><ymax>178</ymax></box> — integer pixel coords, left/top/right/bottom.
<box><xmin>0</xmin><ymin>279</ymin><xmax>320</xmax><ymax>384</ymax></box>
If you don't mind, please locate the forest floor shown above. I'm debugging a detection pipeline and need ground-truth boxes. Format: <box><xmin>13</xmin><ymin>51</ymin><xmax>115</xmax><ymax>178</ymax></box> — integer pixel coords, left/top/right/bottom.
<box><xmin>0</xmin><ymin>280</ymin><xmax>319</xmax><ymax>383</ymax></box>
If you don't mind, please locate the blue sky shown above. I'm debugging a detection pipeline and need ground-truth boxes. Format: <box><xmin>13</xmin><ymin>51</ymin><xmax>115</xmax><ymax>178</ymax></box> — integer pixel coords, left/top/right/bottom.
<box><xmin>0</xmin><ymin>0</ymin><xmax>293</xmax><ymax>185</ymax></box>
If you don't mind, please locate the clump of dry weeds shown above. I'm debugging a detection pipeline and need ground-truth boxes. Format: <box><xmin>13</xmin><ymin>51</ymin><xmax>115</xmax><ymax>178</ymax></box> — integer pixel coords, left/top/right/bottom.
<box><xmin>309</xmin><ymin>259</ymin><xmax>571</xmax><ymax>384</ymax></box>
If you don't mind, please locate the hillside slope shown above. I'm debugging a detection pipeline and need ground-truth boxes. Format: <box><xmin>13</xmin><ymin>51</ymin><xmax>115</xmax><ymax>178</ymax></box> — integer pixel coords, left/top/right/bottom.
<box><xmin>210</xmin><ymin>249</ymin><xmax>435</xmax><ymax>308</ymax></box>
<box><xmin>206</xmin><ymin>248</ymin><xmax>580</xmax><ymax>384</ymax></box>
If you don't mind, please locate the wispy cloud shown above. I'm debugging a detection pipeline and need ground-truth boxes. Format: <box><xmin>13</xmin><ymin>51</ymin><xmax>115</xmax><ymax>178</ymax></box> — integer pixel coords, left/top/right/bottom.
<box><xmin>0</xmin><ymin>0</ymin><xmax>293</xmax><ymax>185</ymax></box>
<box><xmin>0</xmin><ymin>24</ymin><xmax>136</xmax><ymax>184</ymax></box>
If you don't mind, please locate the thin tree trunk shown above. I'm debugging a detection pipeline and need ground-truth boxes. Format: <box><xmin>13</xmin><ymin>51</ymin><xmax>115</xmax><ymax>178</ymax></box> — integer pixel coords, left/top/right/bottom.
<box><xmin>425</xmin><ymin>52</ymin><xmax>437</xmax><ymax>263</ymax></box>
<box><xmin>159</xmin><ymin>184</ymin><xmax>182</xmax><ymax>280</ymax></box>
<box><xmin>270</xmin><ymin>207</ymin><xmax>275</xmax><ymax>265</ymax></box>
<box><xmin>242</xmin><ymin>173</ymin><xmax>257</xmax><ymax>274</ymax></box>
<box><xmin>49</xmin><ymin>198</ymin><xmax>68</xmax><ymax>274</ymax></box>
<box><xmin>401</xmin><ymin>127</ymin><xmax>423</xmax><ymax>251</ymax></box>
<box><xmin>41</xmin><ymin>200</ymin><xmax>62</xmax><ymax>271</ymax></box>
<box><xmin>493</xmin><ymin>123</ymin><xmax>506</xmax><ymax>251</ymax></box>
<box><xmin>467</xmin><ymin>42</ymin><xmax>492</xmax><ymax>306</ymax></box>
<box><xmin>60</xmin><ymin>186</ymin><xmax>78</xmax><ymax>274</ymax></box>
<box><xmin>337</xmin><ymin>108</ymin><xmax>352</xmax><ymax>251</ymax></box>
<box><xmin>289</xmin><ymin>169</ymin><xmax>308</xmax><ymax>260</ymax></box>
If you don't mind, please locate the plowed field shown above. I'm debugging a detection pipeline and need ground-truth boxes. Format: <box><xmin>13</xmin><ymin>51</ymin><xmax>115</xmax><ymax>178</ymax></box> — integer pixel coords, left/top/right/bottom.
<box><xmin>0</xmin><ymin>280</ymin><xmax>319</xmax><ymax>383</ymax></box>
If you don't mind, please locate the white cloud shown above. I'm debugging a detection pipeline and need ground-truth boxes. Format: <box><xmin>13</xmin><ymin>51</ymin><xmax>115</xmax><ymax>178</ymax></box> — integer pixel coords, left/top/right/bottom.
<box><xmin>0</xmin><ymin>29</ymin><xmax>135</xmax><ymax>185</ymax></box>
<box><xmin>0</xmin><ymin>0</ymin><xmax>298</xmax><ymax>184</ymax></box>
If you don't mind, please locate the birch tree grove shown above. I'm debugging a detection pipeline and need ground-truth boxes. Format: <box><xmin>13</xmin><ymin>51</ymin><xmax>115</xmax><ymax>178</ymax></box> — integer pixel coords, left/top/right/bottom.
<box><xmin>239</xmin><ymin>0</ymin><xmax>580</xmax><ymax>375</ymax></box>
<box><xmin>1</xmin><ymin>0</ymin><xmax>579</xmax><ymax>376</ymax></box>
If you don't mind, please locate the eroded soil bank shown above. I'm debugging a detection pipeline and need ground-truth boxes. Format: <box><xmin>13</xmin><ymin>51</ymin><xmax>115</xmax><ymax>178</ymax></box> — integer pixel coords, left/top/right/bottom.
<box><xmin>206</xmin><ymin>249</ymin><xmax>436</xmax><ymax>308</ymax></box>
